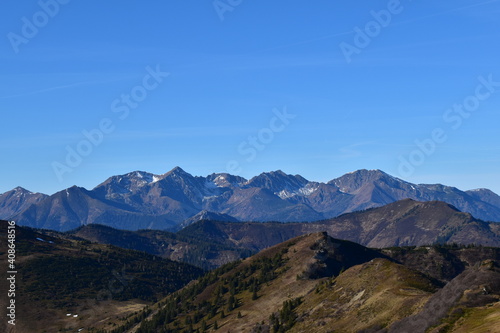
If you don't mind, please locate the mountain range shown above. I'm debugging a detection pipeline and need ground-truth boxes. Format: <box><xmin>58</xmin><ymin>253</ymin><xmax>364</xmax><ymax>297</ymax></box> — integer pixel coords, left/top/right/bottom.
<box><xmin>3</xmin><ymin>167</ymin><xmax>500</xmax><ymax>231</ymax></box>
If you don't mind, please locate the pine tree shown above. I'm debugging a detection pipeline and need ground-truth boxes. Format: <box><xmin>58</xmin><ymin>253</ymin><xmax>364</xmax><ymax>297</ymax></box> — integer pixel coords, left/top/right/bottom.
<box><xmin>209</xmin><ymin>305</ymin><xmax>217</xmax><ymax>318</ymax></box>
<box><xmin>228</xmin><ymin>295</ymin><xmax>235</xmax><ymax>311</ymax></box>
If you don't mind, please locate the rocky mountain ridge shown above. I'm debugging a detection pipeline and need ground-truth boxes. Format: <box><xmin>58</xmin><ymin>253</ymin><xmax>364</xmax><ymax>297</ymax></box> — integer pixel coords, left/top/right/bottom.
<box><xmin>3</xmin><ymin>167</ymin><xmax>500</xmax><ymax>231</ymax></box>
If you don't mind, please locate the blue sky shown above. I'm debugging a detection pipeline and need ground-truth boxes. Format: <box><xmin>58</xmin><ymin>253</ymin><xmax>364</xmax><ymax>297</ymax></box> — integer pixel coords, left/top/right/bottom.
<box><xmin>1</xmin><ymin>0</ymin><xmax>500</xmax><ymax>195</ymax></box>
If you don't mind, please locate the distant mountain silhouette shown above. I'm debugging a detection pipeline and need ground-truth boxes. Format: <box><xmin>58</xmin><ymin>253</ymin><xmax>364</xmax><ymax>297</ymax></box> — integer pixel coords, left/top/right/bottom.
<box><xmin>3</xmin><ymin>167</ymin><xmax>500</xmax><ymax>231</ymax></box>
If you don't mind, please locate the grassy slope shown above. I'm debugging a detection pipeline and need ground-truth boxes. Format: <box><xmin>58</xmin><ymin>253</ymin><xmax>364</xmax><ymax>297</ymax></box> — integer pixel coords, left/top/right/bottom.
<box><xmin>212</xmin><ymin>233</ymin><xmax>324</xmax><ymax>332</ymax></box>
<box><xmin>292</xmin><ymin>258</ymin><xmax>436</xmax><ymax>332</ymax></box>
<box><xmin>124</xmin><ymin>233</ymin><xmax>440</xmax><ymax>333</ymax></box>
<box><xmin>448</xmin><ymin>302</ymin><xmax>500</xmax><ymax>333</ymax></box>
<box><xmin>0</xmin><ymin>221</ymin><xmax>204</xmax><ymax>333</ymax></box>
<box><xmin>130</xmin><ymin>233</ymin><xmax>319</xmax><ymax>333</ymax></box>
<box><xmin>120</xmin><ymin>232</ymin><xmax>500</xmax><ymax>333</ymax></box>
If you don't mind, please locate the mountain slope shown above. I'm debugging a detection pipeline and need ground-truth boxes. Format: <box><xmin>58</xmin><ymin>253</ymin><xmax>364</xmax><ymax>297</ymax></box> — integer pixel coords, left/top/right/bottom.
<box><xmin>179</xmin><ymin>210</ymin><xmax>239</xmax><ymax>229</ymax></box>
<box><xmin>127</xmin><ymin>232</ymin><xmax>398</xmax><ymax>333</ymax></box>
<box><xmin>466</xmin><ymin>188</ymin><xmax>500</xmax><ymax>208</ymax></box>
<box><xmin>217</xmin><ymin>186</ymin><xmax>323</xmax><ymax>222</ymax></box>
<box><xmin>315</xmin><ymin>199</ymin><xmax>500</xmax><ymax>248</ymax></box>
<box><xmin>388</xmin><ymin>260</ymin><xmax>500</xmax><ymax>333</ymax></box>
<box><xmin>67</xmin><ymin>223</ymin><xmax>253</xmax><ymax>270</ymax></box>
<box><xmin>381</xmin><ymin>244</ymin><xmax>500</xmax><ymax>283</ymax></box>
<box><xmin>0</xmin><ymin>220</ymin><xmax>204</xmax><ymax>333</ymax></box>
<box><xmin>12</xmin><ymin>186</ymin><xmax>178</xmax><ymax>231</ymax></box>
<box><xmin>113</xmin><ymin>233</ymin><xmax>500</xmax><ymax>333</ymax></box>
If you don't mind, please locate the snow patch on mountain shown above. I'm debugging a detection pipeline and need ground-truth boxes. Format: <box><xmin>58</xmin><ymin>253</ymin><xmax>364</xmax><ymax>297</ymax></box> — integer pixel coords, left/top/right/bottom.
<box><xmin>299</xmin><ymin>183</ymin><xmax>320</xmax><ymax>196</ymax></box>
<box><xmin>275</xmin><ymin>183</ymin><xmax>320</xmax><ymax>199</ymax></box>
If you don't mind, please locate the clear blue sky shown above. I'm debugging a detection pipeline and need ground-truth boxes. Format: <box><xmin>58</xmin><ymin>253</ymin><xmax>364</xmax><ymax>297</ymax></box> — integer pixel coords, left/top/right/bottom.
<box><xmin>1</xmin><ymin>0</ymin><xmax>500</xmax><ymax>195</ymax></box>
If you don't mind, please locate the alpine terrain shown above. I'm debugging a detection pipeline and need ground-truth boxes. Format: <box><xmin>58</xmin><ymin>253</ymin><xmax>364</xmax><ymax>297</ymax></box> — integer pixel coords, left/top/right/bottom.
<box><xmin>3</xmin><ymin>168</ymin><xmax>500</xmax><ymax>232</ymax></box>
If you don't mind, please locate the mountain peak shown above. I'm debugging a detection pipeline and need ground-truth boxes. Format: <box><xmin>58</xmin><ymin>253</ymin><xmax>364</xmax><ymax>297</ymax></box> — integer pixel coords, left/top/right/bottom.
<box><xmin>92</xmin><ymin>171</ymin><xmax>162</xmax><ymax>199</ymax></box>
<box><xmin>329</xmin><ymin>169</ymin><xmax>402</xmax><ymax>191</ymax></box>
<box><xmin>167</xmin><ymin>166</ymin><xmax>188</xmax><ymax>175</ymax></box>
<box><xmin>466</xmin><ymin>187</ymin><xmax>500</xmax><ymax>208</ymax></box>
<box><xmin>0</xmin><ymin>187</ymin><xmax>48</xmax><ymax>220</ymax></box>
<box><xmin>10</xmin><ymin>186</ymin><xmax>36</xmax><ymax>195</ymax></box>
<box><xmin>468</xmin><ymin>188</ymin><xmax>495</xmax><ymax>194</ymax></box>
<box><xmin>248</xmin><ymin>170</ymin><xmax>308</xmax><ymax>185</ymax></box>
<box><xmin>126</xmin><ymin>170</ymin><xmax>154</xmax><ymax>178</ymax></box>
<box><xmin>268</xmin><ymin>169</ymin><xmax>287</xmax><ymax>176</ymax></box>
<box><xmin>162</xmin><ymin>166</ymin><xmax>198</xmax><ymax>183</ymax></box>
<box><xmin>4</xmin><ymin>186</ymin><xmax>45</xmax><ymax>196</ymax></box>
<box><xmin>345</xmin><ymin>168</ymin><xmax>389</xmax><ymax>177</ymax></box>
<box><xmin>207</xmin><ymin>173</ymin><xmax>247</xmax><ymax>188</ymax></box>
<box><xmin>245</xmin><ymin>170</ymin><xmax>310</xmax><ymax>199</ymax></box>
<box><xmin>129</xmin><ymin>170</ymin><xmax>164</xmax><ymax>184</ymax></box>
